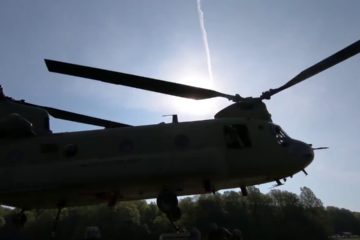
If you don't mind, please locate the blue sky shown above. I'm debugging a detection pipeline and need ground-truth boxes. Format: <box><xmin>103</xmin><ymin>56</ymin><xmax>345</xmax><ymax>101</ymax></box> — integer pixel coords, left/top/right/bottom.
<box><xmin>1</xmin><ymin>1</ymin><xmax>360</xmax><ymax>211</ymax></box>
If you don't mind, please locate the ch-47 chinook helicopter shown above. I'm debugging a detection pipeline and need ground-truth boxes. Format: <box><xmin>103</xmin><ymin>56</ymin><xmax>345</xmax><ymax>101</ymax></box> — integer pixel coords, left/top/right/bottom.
<box><xmin>0</xmin><ymin>39</ymin><xmax>359</xmax><ymax>228</ymax></box>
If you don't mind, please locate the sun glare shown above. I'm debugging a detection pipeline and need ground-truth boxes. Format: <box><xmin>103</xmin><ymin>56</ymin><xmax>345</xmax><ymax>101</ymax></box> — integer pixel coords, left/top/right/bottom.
<box><xmin>169</xmin><ymin>70</ymin><xmax>219</xmax><ymax>118</ymax></box>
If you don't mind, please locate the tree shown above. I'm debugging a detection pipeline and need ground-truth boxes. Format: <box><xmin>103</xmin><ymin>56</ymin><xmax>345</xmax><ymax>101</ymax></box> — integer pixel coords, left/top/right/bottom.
<box><xmin>269</xmin><ymin>189</ymin><xmax>300</xmax><ymax>208</ymax></box>
<box><xmin>327</xmin><ymin>206</ymin><xmax>360</xmax><ymax>235</ymax></box>
<box><xmin>299</xmin><ymin>187</ymin><xmax>323</xmax><ymax>209</ymax></box>
<box><xmin>1</xmin><ymin>187</ymin><xmax>359</xmax><ymax>240</ymax></box>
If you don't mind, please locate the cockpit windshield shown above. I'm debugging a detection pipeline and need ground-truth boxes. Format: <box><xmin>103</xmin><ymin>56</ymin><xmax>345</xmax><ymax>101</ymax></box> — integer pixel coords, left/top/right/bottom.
<box><xmin>273</xmin><ymin>125</ymin><xmax>290</xmax><ymax>146</ymax></box>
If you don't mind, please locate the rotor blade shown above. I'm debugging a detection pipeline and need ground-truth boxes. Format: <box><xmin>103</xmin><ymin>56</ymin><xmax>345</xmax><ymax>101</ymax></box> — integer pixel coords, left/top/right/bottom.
<box><xmin>45</xmin><ymin>59</ymin><xmax>236</xmax><ymax>101</ymax></box>
<box><xmin>21</xmin><ymin>101</ymin><xmax>130</xmax><ymax>128</ymax></box>
<box><xmin>261</xmin><ymin>39</ymin><xmax>360</xmax><ymax>99</ymax></box>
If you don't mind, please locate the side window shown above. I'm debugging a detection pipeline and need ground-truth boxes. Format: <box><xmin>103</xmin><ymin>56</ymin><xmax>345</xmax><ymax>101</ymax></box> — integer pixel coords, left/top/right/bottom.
<box><xmin>274</xmin><ymin>126</ymin><xmax>289</xmax><ymax>146</ymax></box>
<box><xmin>224</xmin><ymin>124</ymin><xmax>252</xmax><ymax>149</ymax></box>
<box><xmin>63</xmin><ymin>144</ymin><xmax>78</xmax><ymax>157</ymax></box>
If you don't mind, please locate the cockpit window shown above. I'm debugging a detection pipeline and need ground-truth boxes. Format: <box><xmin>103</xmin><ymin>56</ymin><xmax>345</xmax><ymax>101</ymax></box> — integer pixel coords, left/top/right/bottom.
<box><xmin>224</xmin><ymin>125</ymin><xmax>252</xmax><ymax>149</ymax></box>
<box><xmin>274</xmin><ymin>126</ymin><xmax>289</xmax><ymax>146</ymax></box>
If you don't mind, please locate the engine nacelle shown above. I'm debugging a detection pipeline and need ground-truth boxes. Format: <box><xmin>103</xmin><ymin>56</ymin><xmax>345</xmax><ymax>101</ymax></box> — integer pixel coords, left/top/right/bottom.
<box><xmin>0</xmin><ymin>99</ymin><xmax>51</xmax><ymax>136</ymax></box>
<box><xmin>0</xmin><ymin>113</ymin><xmax>35</xmax><ymax>138</ymax></box>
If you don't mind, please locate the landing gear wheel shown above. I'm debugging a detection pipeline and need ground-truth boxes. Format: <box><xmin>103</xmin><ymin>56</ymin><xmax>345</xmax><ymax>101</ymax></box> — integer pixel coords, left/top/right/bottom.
<box><xmin>157</xmin><ymin>190</ymin><xmax>182</xmax><ymax>231</ymax></box>
<box><xmin>157</xmin><ymin>190</ymin><xmax>178</xmax><ymax>213</ymax></box>
<box><xmin>166</xmin><ymin>207</ymin><xmax>182</xmax><ymax>222</ymax></box>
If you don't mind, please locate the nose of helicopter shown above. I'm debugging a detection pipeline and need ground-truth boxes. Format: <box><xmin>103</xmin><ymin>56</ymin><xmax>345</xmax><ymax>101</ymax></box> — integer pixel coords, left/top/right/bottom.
<box><xmin>289</xmin><ymin>140</ymin><xmax>314</xmax><ymax>167</ymax></box>
<box><xmin>301</xmin><ymin>144</ymin><xmax>314</xmax><ymax>165</ymax></box>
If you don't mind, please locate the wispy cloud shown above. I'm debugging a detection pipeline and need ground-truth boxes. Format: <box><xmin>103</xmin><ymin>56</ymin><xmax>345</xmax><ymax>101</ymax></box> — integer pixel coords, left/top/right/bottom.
<box><xmin>196</xmin><ymin>0</ymin><xmax>214</xmax><ymax>83</ymax></box>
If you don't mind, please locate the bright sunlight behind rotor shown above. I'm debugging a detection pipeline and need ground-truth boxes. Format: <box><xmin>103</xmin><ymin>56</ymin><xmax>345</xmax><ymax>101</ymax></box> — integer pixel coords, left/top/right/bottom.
<box><xmin>170</xmin><ymin>70</ymin><xmax>218</xmax><ymax>117</ymax></box>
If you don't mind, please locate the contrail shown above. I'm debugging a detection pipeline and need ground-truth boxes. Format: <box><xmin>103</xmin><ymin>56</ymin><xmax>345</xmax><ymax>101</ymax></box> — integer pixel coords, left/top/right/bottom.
<box><xmin>196</xmin><ymin>0</ymin><xmax>214</xmax><ymax>82</ymax></box>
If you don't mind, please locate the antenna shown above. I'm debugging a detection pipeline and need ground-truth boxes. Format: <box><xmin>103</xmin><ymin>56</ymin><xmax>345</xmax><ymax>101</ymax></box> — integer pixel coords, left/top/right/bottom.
<box><xmin>163</xmin><ymin>114</ymin><xmax>179</xmax><ymax>123</ymax></box>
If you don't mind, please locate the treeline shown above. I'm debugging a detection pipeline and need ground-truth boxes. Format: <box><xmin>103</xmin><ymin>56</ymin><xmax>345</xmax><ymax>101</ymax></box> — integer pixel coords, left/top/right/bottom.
<box><xmin>0</xmin><ymin>186</ymin><xmax>359</xmax><ymax>240</ymax></box>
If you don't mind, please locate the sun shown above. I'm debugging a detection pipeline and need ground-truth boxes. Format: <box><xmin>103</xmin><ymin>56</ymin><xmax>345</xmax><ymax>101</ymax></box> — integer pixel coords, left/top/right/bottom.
<box><xmin>168</xmin><ymin>70</ymin><xmax>219</xmax><ymax>118</ymax></box>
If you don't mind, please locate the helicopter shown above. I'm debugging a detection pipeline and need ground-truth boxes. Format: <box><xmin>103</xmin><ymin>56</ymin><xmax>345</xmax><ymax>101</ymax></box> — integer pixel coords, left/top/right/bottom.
<box><xmin>0</xmin><ymin>39</ymin><xmax>359</xmax><ymax>227</ymax></box>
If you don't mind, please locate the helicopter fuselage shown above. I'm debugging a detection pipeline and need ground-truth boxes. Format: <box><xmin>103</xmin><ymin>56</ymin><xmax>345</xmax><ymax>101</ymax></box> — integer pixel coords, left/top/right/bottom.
<box><xmin>0</xmin><ymin>117</ymin><xmax>312</xmax><ymax>209</ymax></box>
<box><xmin>0</xmin><ymin>37</ymin><xmax>359</xmax><ymax>213</ymax></box>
